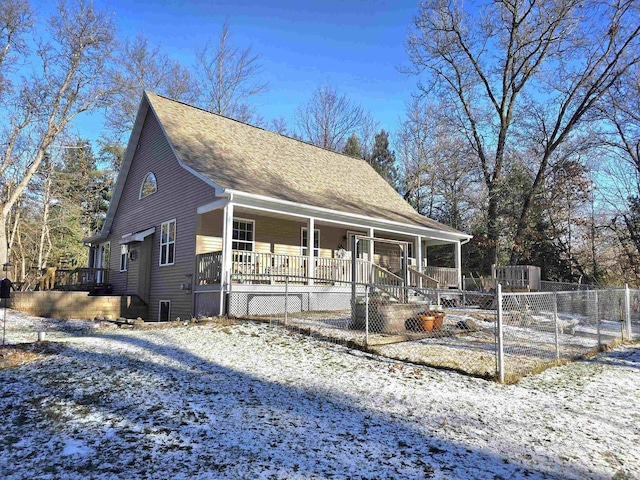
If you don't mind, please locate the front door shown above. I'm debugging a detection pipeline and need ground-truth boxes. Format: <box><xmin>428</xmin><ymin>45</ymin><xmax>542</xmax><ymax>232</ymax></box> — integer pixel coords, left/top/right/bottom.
<box><xmin>125</xmin><ymin>236</ymin><xmax>152</xmax><ymax>304</ymax></box>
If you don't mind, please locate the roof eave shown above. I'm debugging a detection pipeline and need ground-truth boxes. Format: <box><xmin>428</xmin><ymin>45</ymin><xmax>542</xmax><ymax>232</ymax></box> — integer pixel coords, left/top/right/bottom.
<box><xmin>222</xmin><ymin>188</ymin><xmax>472</xmax><ymax>242</ymax></box>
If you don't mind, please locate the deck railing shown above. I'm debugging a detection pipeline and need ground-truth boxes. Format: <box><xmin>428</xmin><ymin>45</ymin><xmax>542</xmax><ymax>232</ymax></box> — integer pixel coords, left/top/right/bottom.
<box><xmin>424</xmin><ymin>265</ymin><xmax>459</xmax><ymax>288</ymax></box>
<box><xmin>197</xmin><ymin>251</ymin><xmax>223</xmax><ymax>285</ymax></box>
<box><xmin>53</xmin><ymin>268</ymin><xmax>110</xmax><ymax>290</ymax></box>
<box><xmin>408</xmin><ymin>267</ymin><xmax>440</xmax><ymax>289</ymax></box>
<box><xmin>195</xmin><ymin>250</ymin><xmax>460</xmax><ymax>290</ymax></box>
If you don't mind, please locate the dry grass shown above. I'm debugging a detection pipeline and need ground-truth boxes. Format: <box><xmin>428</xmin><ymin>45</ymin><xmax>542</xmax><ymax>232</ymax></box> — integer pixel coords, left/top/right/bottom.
<box><xmin>0</xmin><ymin>342</ymin><xmax>59</xmax><ymax>369</ymax></box>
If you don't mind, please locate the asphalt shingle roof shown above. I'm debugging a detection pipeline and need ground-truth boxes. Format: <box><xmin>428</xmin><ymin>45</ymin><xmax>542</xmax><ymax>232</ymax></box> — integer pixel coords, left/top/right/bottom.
<box><xmin>147</xmin><ymin>92</ymin><xmax>464</xmax><ymax>235</ymax></box>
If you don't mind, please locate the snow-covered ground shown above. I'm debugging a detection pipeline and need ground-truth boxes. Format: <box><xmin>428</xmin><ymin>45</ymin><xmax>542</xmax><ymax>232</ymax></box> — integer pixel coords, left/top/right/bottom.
<box><xmin>1</xmin><ymin>310</ymin><xmax>639</xmax><ymax>479</ymax></box>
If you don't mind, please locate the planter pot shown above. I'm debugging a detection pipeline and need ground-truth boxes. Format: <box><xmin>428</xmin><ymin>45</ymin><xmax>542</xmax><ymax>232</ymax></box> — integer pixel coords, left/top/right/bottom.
<box><xmin>433</xmin><ymin>312</ymin><xmax>445</xmax><ymax>331</ymax></box>
<box><xmin>417</xmin><ymin>314</ymin><xmax>435</xmax><ymax>332</ymax></box>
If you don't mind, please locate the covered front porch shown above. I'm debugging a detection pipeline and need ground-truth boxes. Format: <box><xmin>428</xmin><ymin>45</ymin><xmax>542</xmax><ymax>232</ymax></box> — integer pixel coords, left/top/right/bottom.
<box><xmin>196</xmin><ymin>250</ymin><xmax>459</xmax><ymax>288</ymax></box>
<box><xmin>193</xmin><ymin>195</ymin><xmax>466</xmax><ymax>310</ymax></box>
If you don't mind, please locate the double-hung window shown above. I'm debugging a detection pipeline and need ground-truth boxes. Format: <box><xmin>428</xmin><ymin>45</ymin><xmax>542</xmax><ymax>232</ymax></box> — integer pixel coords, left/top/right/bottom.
<box><xmin>301</xmin><ymin>228</ymin><xmax>320</xmax><ymax>257</ymax></box>
<box><xmin>160</xmin><ymin>220</ymin><xmax>176</xmax><ymax>266</ymax></box>
<box><xmin>232</xmin><ymin>219</ymin><xmax>254</xmax><ymax>251</ymax></box>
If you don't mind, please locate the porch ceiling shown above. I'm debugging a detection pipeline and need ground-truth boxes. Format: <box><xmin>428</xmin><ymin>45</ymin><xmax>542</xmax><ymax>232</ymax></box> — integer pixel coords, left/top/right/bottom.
<box><xmin>224</xmin><ymin>194</ymin><xmax>468</xmax><ymax>244</ymax></box>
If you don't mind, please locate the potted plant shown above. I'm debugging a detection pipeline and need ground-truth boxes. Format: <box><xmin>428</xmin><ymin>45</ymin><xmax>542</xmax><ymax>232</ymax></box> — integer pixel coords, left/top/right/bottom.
<box><xmin>416</xmin><ymin>312</ymin><xmax>435</xmax><ymax>332</ymax></box>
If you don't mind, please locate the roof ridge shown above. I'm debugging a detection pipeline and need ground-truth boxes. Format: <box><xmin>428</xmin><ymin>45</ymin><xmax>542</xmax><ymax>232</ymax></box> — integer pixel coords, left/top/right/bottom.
<box><xmin>145</xmin><ymin>90</ymin><xmax>374</xmax><ymax>165</ymax></box>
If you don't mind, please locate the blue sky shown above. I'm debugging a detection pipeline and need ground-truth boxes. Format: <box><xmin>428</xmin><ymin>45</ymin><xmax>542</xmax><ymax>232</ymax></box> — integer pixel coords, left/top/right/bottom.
<box><xmin>38</xmin><ymin>0</ymin><xmax>422</xmax><ymax>143</ymax></box>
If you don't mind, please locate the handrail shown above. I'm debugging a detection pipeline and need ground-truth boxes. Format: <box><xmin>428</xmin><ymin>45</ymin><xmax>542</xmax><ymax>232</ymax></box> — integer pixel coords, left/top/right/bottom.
<box><xmin>371</xmin><ymin>264</ymin><xmax>405</xmax><ymax>302</ymax></box>
<box><xmin>408</xmin><ymin>267</ymin><xmax>440</xmax><ymax>289</ymax></box>
<box><xmin>424</xmin><ymin>265</ymin><xmax>458</xmax><ymax>288</ymax></box>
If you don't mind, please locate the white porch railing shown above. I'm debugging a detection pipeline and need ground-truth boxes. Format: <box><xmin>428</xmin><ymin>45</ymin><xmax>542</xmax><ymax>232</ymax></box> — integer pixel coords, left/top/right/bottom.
<box><xmin>231</xmin><ymin>251</ymin><xmax>352</xmax><ymax>283</ymax></box>
<box><xmin>424</xmin><ymin>265</ymin><xmax>459</xmax><ymax>288</ymax></box>
<box><xmin>195</xmin><ymin>250</ymin><xmax>460</xmax><ymax>289</ymax></box>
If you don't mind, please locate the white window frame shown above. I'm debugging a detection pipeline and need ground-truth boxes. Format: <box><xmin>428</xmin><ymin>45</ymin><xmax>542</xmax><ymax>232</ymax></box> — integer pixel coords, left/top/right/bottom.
<box><xmin>301</xmin><ymin>228</ymin><xmax>320</xmax><ymax>257</ymax></box>
<box><xmin>120</xmin><ymin>244</ymin><xmax>129</xmax><ymax>272</ymax></box>
<box><xmin>159</xmin><ymin>300</ymin><xmax>171</xmax><ymax>322</ymax></box>
<box><xmin>159</xmin><ymin>219</ymin><xmax>176</xmax><ymax>266</ymax></box>
<box><xmin>232</xmin><ymin>218</ymin><xmax>255</xmax><ymax>252</ymax></box>
<box><xmin>139</xmin><ymin>172</ymin><xmax>157</xmax><ymax>199</ymax></box>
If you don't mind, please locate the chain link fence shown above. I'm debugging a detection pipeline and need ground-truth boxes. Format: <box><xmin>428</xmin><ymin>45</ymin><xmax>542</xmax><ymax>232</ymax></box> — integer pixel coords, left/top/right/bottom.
<box><xmin>228</xmin><ymin>274</ymin><xmax>639</xmax><ymax>382</ymax></box>
<box><xmin>496</xmin><ymin>286</ymin><xmax>638</xmax><ymax>383</ymax></box>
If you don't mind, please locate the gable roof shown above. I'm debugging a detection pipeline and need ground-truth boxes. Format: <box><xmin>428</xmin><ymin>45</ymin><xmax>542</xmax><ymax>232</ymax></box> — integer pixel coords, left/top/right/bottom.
<box><xmin>145</xmin><ymin>92</ymin><xmax>465</xmax><ymax>236</ymax></box>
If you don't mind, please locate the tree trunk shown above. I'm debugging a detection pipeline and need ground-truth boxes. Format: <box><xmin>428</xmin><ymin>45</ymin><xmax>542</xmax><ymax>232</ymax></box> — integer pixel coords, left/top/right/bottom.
<box><xmin>0</xmin><ymin>209</ymin><xmax>8</xmax><ymax>266</ymax></box>
<box><xmin>487</xmin><ymin>188</ymin><xmax>499</xmax><ymax>270</ymax></box>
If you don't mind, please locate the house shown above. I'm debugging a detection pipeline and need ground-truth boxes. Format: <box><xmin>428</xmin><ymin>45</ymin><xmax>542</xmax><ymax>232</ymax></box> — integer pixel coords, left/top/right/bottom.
<box><xmin>84</xmin><ymin>92</ymin><xmax>472</xmax><ymax>322</ymax></box>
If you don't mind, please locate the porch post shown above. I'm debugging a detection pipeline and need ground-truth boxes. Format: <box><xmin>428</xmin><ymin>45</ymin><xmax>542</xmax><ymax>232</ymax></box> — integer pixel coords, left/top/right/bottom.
<box><xmin>220</xmin><ymin>202</ymin><xmax>234</xmax><ymax>315</ymax></box>
<box><xmin>416</xmin><ymin>236</ymin><xmax>423</xmax><ymax>289</ymax></box>
<box><xmin>454</xmin><ymin>240</ymin><xmax>462</xmax><ymax>290</ymax></box>
<box><xmin>307</xmin><ymin>217</ymin><xmax>315</xmax><ymax>285</ymax></box>
<box><xmin>368</xmin><ymin>227</ymin><xmax>374</xmax><ymax>284</ymax></box>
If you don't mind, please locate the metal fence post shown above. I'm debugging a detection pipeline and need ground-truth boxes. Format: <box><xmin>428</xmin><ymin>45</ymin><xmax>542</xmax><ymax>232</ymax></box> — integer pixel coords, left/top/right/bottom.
<box><xmin>595</xmin><ymin>290</ymin><xmax>601</xmax><ymax>350</ymax></box>
<box><xmin>496</xmin><ymin>283</ymin><xmax>505</xmax><ymax>383</ymax></box>
<box><xmin>553</xmin><ymin>292</ymin><xmax>560</xmax><ymax>363</ymax></box>
<box><xmin>284</xmin><ymin>276</ymin><xmax>289</xmax><ymax>326</ymax></box>
<box><xmin>625</xmin><ymin>284</ymin><xmax>632</xmax><ymax>342</ymax></box>
<box><xmin>365</xmin><ymin>284</ymin><xmax>369</xmax><ymax>347</ymax></box>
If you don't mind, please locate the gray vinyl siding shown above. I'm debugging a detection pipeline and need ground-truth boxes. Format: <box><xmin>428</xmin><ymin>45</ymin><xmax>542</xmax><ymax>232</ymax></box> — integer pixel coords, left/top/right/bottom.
<box><xmin>108</xmin><ymin>110</ymin><xmax>215</xmax><ymax>321</ymax></box>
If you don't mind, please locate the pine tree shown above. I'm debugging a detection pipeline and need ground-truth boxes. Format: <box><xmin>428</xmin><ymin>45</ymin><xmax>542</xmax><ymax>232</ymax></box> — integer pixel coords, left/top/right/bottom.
<box><xmin>369</xmin><ymin>130</ymin><xmax>398</xmax><ymax>189</ymax></box>
<box><xmin>342</xmin><ymin>133</ymin><xmax>363</xmax><ymax>158</ymax></box>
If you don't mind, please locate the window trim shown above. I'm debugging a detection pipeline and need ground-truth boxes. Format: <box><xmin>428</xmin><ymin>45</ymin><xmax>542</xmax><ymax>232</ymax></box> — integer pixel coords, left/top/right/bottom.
<box><xmin>159</xmin><ymin>219</ymin><xmax>176</xmax><ymax>266</ymax></box>
<box><xmin>301</xmin><ymin>227</ymin><xmax>320</xmax><ymax>257</ymax></box>
<box><xmin>120</xmin><ymin>244</ymin><xmax>129</xmax><ymax>272</ymax></box>
<box><xmin>139</xmin><ymin>172</ymin><xmax>158</xmax><ymax>199</ymax></box>
<box><xmin>232</xmin><ymin>217</ymin><xmax>255</xmax><ymax>252</ymax></box>
<box><xmin>159</xmin><ymin>300</ymin><xmax>171</xmax><ymax>322</ymax></box>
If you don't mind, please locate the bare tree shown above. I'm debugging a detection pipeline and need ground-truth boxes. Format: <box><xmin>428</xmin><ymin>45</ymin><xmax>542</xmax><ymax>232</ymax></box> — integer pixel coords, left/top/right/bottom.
<box><xmin>406</xmin><ymin>0</ymin><xmax>640</xmax><ymax>267</ymax></box>
<box><xmin>107</xmin><ymin>34</ymin><xmax>198</xmax><ymax>139</ymax></box>
<box><xmin>0</xmin><ymin>0</ymin><xmax>117</xmax><ymax>265</ymax></box>
<box><xmin>294</xmin><ymin>84</ymin><xmax>368</xmax><ymax>152</ymax></box>
<box><xmin>269</xmin><ymin>116</ymin><xmax>288</xmax><ymax>135</ymax></box>
<box><xmin>0</xmin><ymin>0</ymin><xmax>33</xmax><ymax>97</ymax></box>
<box><xmin>598</xmin><ymin>63</ymin><xmax>640</xmax><ymax>280</ymax></box>
<box><xmin>103</xmin><ymin>34</ymin><xmax>198</xmax><ymax>168</ymax></box>
<box><xmin>196</xmin><ymin>20</ymin><xmax>267</xmax><ymax>124</ymax></box>
<box><xmin>396</xmin><ymin>96</ymin><xmax>475</xmax><ymax>226</ymax></box>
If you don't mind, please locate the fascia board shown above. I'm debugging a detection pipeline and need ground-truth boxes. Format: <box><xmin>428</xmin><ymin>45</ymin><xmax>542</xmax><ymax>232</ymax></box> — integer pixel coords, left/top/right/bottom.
<box><xmin>228</xmin><ymin>191</ymin><xmax>470</xmax><ymax>243</ymax></box>
<box><xmin>197</xmin><ymin>197</ymin><xmax>229</xmax><ymax>214</ymax></box>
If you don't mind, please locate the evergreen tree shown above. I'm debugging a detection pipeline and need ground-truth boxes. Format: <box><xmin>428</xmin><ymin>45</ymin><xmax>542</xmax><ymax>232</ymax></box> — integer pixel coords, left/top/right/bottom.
<box><xmin>49</xmin><ymin>140</ymin><xmax>112</xmax><ymax>267</ymax></box>
<box><xmin>342</xmin><ymin>133</ymin><xmax>363</xmax><ymax>158</ymax></box>
<box><xmin>369</xmin><ymin>130</ymin><xmax>398</xmax><ymax>189</ymax></box>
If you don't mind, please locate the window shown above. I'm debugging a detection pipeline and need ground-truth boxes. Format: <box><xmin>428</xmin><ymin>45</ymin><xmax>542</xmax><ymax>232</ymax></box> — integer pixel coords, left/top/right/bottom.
<box><xmin>301</xmin><ymin>228</ymin><xmax>320</xmax><ymax>257</ymax></box>
<box><xmin>120</xmin><ymin>244</ymin><xmax>129</xmax><ymax>272</ymax></box>
<box><xmin>159</xmin><ymin>300</ymin><xmax>171</xmax><ymax>322</ymax></box>
<box><xmin>160</xmin><ymin>220</ymin><xmax>176</xmax><ymax>265</ymax></box>
<box><xmin>140</xmin><ymin>172</ymin><xmax>157</xmax><ymax>199</ymax></box>
<box><xmin>232</xmin><ymin>219</ymin><xmax>254</xmax><ymax>251</ymax></box>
